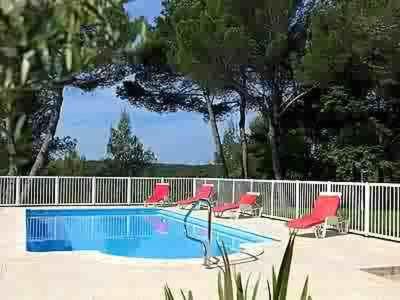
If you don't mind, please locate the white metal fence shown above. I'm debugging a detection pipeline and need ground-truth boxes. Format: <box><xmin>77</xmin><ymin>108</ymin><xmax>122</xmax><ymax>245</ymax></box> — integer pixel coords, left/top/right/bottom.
<box><xmin>1</xmin><ymin>176</ymin><xmax>399</xmax><ymax>242</ymax></box>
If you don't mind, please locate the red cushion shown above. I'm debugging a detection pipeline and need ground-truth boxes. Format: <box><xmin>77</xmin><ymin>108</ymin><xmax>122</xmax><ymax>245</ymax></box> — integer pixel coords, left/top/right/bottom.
<box><xmin>212</xmin><ymin>203</ymin><xmax>240</xmax><ymax>213</ymax></box>
<box><xmin>176</xmin><ymin>185</ymin><xmax>213</xmax><ymax>205</ymax></box>
<box><xmin>312</xmin><ymin>196</ymin><xmax>340</xmax><ymax>219</ymax></box>
<box><xmin>287</xmin><ymin>195</ymin><xmax>340</xmax><ymax>228</ymax></box>
<box><xmin>239</xmin><ymin>194</ymin><xmax>257</xmax><ymax>205</ymax></box>
<box><xmin>288</xmin><ymin>215</ymin><xmax>324</xmax><ymax>229</ymax></box>
<box><xmin>146</xmin><ymin>184</ymin><xmax>169</xmax><ymax>203</ymax></box>
<box><xmin>195</xmin><ymin>185</ymin><xmax>213</xmax><ymax>199</ymax></box>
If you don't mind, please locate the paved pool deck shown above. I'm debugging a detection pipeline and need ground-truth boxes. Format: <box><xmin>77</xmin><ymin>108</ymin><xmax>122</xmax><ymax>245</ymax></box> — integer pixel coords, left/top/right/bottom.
<box><xmin>0</xmin><ymin>206</ymin><xmax>399</xmax><ymax>300</ymax></box>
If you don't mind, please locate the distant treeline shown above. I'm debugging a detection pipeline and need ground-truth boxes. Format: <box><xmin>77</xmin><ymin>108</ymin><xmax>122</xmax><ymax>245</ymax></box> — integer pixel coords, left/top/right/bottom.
<box><xmin>46</xmin><ymin>160</ymin><xmax>217</xmax><ymax>178</ymax></box>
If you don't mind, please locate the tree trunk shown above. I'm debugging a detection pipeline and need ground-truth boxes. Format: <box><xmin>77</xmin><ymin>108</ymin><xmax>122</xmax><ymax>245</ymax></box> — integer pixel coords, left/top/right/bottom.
<box><xmin>29</xmin><ymin>88</ymin><xmax>64</xmax><ymax>176</ymax></box>
<box><xmin>238</xmin><ymin>94</ymin><xmax>249</xmax><ymax>178</ymax></box>
<box><xmin>5</xmin><ymin>117</ymin><xmax>18</xmax><ymax>176</ymax></box>
<box><xmin>205</xmin><ymin>96</ymin><xmax>229</xmax><ymax>178</ymax></box>
<box><xmin>268</xmin><ymin>119</ymin><xmax>283</xmax><ymax>180</ymax></box>
<box><xmin>266</xmin><ymin>90</ymin><xmax>283</xmax><ymax>180</ymax></box>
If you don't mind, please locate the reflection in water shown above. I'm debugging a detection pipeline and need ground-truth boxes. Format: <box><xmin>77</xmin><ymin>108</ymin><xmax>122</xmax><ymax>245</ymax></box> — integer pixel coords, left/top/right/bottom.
<box><xmin>144</xmin><ymin>216</ymin><xmax>169</xmax><ymax>234</ymax></box>
<box><xmin>27</xmin><ymin>215</ymin><xmax>154</xmax><ymax>241</ymax></box>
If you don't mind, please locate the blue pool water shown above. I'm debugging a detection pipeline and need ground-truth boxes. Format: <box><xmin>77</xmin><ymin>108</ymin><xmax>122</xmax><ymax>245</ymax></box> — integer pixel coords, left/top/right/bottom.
<box><xmin>26</xmin><ymin>208</ymin><xmax>271</xmax><ymax>259</ymax></box>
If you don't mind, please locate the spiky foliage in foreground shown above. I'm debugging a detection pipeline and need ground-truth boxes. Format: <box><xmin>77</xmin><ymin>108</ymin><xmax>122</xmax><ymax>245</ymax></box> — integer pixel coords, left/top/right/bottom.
<box><xmin>164</xmin><ymin>233</ymin><xmax>311</xmax><ymax>300</ymax></box>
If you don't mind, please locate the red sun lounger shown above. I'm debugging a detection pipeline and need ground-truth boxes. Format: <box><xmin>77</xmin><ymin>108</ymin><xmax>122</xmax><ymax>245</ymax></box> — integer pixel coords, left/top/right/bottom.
<box><xmin>287</xmin><ymin>192</ymin><xmax>342</xmax><ymax>238</ymax></box>
<box><xmin>145</xmin><ymin>183</ymin><xmax>170</xmax><ymax>206</ymax></box>
<box><xmin>212</xmin><ymin>192</ymin><xmax>262</xmax><ymax>219</ymax></box>
<box><xmin>176</xmin><ymin>184</ymin><xmax>214</xmax><ymax>208</ymax></box>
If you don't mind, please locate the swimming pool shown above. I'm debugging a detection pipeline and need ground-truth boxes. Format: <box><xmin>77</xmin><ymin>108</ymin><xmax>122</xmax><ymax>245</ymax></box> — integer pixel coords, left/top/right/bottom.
<box><xmin>26</xmin><ymin>208</ymin><xmax>271</xmax><ymax>259</ymax></box>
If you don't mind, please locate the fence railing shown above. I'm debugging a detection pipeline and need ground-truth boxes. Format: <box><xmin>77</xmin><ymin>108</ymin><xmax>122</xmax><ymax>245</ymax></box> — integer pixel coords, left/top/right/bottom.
<box><xmin>1</xmin><ymin>176</ymin><xmax>399</xmax><ymax>242</ymax></box>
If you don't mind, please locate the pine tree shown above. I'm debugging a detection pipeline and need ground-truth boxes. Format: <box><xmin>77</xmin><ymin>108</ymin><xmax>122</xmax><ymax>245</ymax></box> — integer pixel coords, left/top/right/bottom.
<box><xmin>155</xmin><ymin>0</ymin><xmax>310</xmax><ymax>179</ymax></box>
<box><xmin>107</xmin><ymin>111</ymin><xmax>155</xmax><ymax>176</ymax></box>
<box><xmin>222</xmin><ymin>120</ymin><xmax>242</xmax><ymax>177</ymax></box>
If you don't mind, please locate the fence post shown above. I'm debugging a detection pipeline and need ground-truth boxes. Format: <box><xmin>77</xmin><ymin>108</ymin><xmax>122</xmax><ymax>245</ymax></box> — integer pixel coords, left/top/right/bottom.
<box><xmin>91</xmin><ymin>177</ymin><xmax>96</xmax><ymax>205</ymax></box>
<box><xmin>364</xmin><ymin>182</ymin><xmax>370</xmax><ymax>236</ymax></box>
<box><xmin>327</xmin><ymin>181</ymin><xmax>332</xmax><ymax>192</ymax></box>
<box><xmin>15</xmin><ymin>176</ymin><xmax>21</xmax><ymax>206</ymax></box>
<box><xmin>55</xmin><ymin>177</ymin><xmax>59</xmax><ymax>205</ymax></box>
<box><xmin>295</xmin><ymin>180</ymin><xmax>300</xmax><ymax>218</ymax></box>
<box><xmin>192</xmin><ymin>179</ymin><xmax>197</xmax><ymax>197</ymax></box>
<box><xmin>232</xmin><ymin>180</ymin><xmax>236</xmax><ymax>203</ymax></box>
<box><xmin>270</xmin><ymin>181</ymin><xmax>275</xmax><ymax>217</ymax></box>
<box><xmin>217</xmin><ymin>179</ymin><xmax>220</xmax><ymax>203</ymax></box>
<box><xmin>250</xmin><ymin>179</ymin><xmax>254</xmax><ymax>192</ymax></box>
<box><xmin>127</xmin><ymin>178</ymin><xmax>131</xmax><ymax>205</ymax></box>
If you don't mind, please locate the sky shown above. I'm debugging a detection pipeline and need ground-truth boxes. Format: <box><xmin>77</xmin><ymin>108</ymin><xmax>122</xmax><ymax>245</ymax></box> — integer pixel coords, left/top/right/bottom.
<box><xmin>56</xmin><ymin>0</ymin><xmax>241</xmax><ymax>165</ymax></box>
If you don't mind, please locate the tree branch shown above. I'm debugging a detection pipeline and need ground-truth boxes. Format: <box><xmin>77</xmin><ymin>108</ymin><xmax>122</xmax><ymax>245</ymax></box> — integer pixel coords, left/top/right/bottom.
<box><xmin>0</xmin><ymin>125</ymin><xmax>10</xmax><ymax>138</ymax></box>
<box><xmin>279</xmin><ymin>84</ymin><xmax>318</xmax><ymax>117</ymax></box>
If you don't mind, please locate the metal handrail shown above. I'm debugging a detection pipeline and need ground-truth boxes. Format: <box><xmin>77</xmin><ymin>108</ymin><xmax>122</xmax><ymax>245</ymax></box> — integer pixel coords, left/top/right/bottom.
<box><xmin>183</xmin><ymin>198</ymin><xmax>212</xmax><ymax>266</ymax></box>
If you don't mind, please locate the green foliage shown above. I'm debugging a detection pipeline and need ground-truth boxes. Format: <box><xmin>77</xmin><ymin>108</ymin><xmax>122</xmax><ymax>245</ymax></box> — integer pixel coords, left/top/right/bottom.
<box><xmin>222</xmin><ymin>120</ymin><xmax>242</xmax><ymax>178</ymax></box>
<box><xmin>320</xmin><ymin>143</ymin><xmax>391</xmax><ymax>182</ymax></box>
<box><xmin>216</xmin><ymin>243</ymin><xmax>261</xmax><ymax>300</ymax></box>
<box><xmin>46</xmin><ymin>161</ymin><xmax>216</xmax><ymax>177</ymax></box>
<box><xmin>247</xmin><ymin>116</ymin><xmax>313</xmax><ymax>180</ymax></box>
<box><xmin>48</xmin><ymin>149</ymin><xmax>87</xmax><ymax>176</ymax></box>
<box><xmin>159</xmin><ymin>0</ymin><xmax>309</xmax><ymax>179</ymax></box>
<box><xmin>163</xmin><ymin>233</ymin><xmax>311</xmax><ymax>300</ymax></box>
<box><xmin>0</xmin><ymin>0</ymin><xmax>132</xmax><ymax>93</ymax></box>
<box><xmin>159</xmin><ymin>0</ymin><xmax>247</xmax><ymax>87</ymax></box>
<box><xmin>291</xmin><ymin>0</ymin><xmax>400</xmax><ymax>182</ymax></box>
<box><xmin>267</xmin><ymin>233</ymin><xmax>311</xmax><ymax>300</ymax></box>
<box><xmin>107</xmin><ymin>111</ymin><xmax>156</xmax><ymax>176</ymax></box>
<box><xmin>301</xmin><ymin>0</ymin><xmax>400</xmax><ymax>88</ymax></box>
<box><xmin>246</xmin><ymin>115</ymin><xmax>273</xmax><ymax>179</ymax></box>
<box><xmin>3</xmin><ymin>0</ymin><xmax>399</xmax><ymax>181</ymax></box>
<box><xmin>164</xmin><ymin>285</ymin><xmax>193</xmax><ymax>300</ymax></box>
<box><xmin>0</xmin><ymin>0</ymin><xmax>142</xmax><ymax>175</ymax></box>
<box><xmin>143</xmin><ymin>163</ymin><xmax>216</xmax><ymax>178</ymax></box>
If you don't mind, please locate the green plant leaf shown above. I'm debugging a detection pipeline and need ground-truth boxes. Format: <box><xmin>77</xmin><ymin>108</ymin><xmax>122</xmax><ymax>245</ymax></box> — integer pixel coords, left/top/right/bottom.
<box><xmin>14</xmin><ymin>114</ymin><xmax>26</xmax><ymax>141</ymax></box>
<box><xmin>267</xmin><ymin>281</ymin><xmax>272</xmax><ymax>300</ymax></box>
<box><xmin>244</xmin><ymin>273</ymin><xmax>252</xmax><ymax>300</ymax></box>
<box><xmin>21</xmin><ymin>50</ymin><xmax>35</xmax><ymax>84</ymax></box>
<box><xmin>180</xmin><ymin>289</ymin><xmax>194</xmax><ymax>300</ymax></box>
<box><xmin>300</xmin><ymin>276</ymin><xmax>309</xmax><ymax>300</ymax></box>
<box><xmin>187</xmin><ymin>290</ymin><xmax>194</xmax><ymax>300</ymax></box>
<box><xmin>164</xmin><ymin>284</ymin><xmax>175</xmax><ymax>300</ymax></box>
<box><xmin>180</xmin><ymin>290</ymin><xmax>187</xmax><ymax>300</ymax></box>
<box><xmin>162</xmin><ymin>232</ymin><xmax>311</xmax><ymax>300</ymax></box>
<box><xmin>276</xmin><ymin>233</ymin><xmax>296</xmax><ymax>300</ymax></box>
<box><xmin>272</xmin><ymin>267</ymin><xmax>277</xmax><ymax>294</ymax></box>
<box><xmin>81</xmin><ymin>2</ymin><xmax>108</xmax><ymax>23</ymax></box>
<box><xmin>218</xmin><ymin>242</ymin><xmax>233</xmax><ymax>300</ymax></box>
<box><xmin>218</xmin><ymin>271</ymin><xmax>224</xmax><ymax>300</ymax></box>
<box><xmin>236</xmin><ymin>272</ymin><xmax>244</xmax><ymax>300</ymax></box>
<box><xmin>251</xmin><ymin>274</ymin><xmax>261</xmax><ymax>300</ymax></box>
